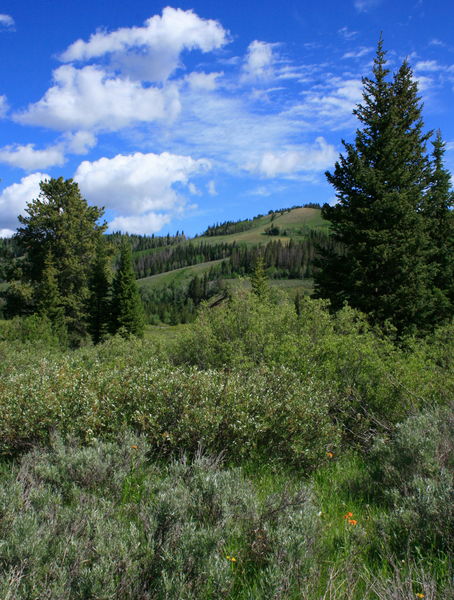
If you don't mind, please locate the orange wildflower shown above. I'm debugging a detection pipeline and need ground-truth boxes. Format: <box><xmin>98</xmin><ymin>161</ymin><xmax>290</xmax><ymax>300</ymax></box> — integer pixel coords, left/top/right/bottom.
<box><xmin>130</xmin><ymin>445</ymin><xmax>138</xmax><ymax>449</ymax></box>
<box><xmin>326</xmin><ymin>451</ymin><xmax>334</xmax><ymax>458</ymax></box>
<box><xmin>348</xmin><ymin>519</ymin><xmax>357</xmax><ymax>526</ymax></box>
<box><xmin>344</xmin><ymin>512</ymin><xmax>353</xmax><ymax>519</ymax></box>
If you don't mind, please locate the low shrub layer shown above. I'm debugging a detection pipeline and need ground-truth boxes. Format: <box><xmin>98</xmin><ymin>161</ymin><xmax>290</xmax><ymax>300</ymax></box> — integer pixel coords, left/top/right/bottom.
<box><xmin>0</xmin><ymin>337</ymin><xmax>338</xmax><ymax>469</ymax></box>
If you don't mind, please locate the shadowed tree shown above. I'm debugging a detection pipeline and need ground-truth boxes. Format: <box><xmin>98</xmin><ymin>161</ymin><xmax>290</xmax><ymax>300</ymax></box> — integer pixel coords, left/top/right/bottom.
<box><xmin>111</xmin><ymin>241</ymin><xmax>145</xmax><ymax>337</ymax></box>
<box><xmin>315</xmin><ymin>40</ymin><xmax>438</xmax><ymax>335</ymax></box>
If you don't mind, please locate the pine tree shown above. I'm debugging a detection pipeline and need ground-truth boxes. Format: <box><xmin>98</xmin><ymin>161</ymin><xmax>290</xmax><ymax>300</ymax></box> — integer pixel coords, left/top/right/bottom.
<box><xmin>111</xmin><ymin>241</ymin><xmax>145</xmax><ymax>337</ymax></box>
<box><xmin>315</xmin><ymin>40</ymin><xmax>435</xmax><ymax>335</ymax></box>
<box><xmin>88</xmin><ymin>238</ymin><xmax>112</xmax><ymax>344</ymax></box>
<box><xmin>250</xmin><ymin>254</ymin><xmax>270</xmax><ymax>300</ymax></box>
<box><xmin>423</xmin><ymin>131</ymin><xmax>454</xmax><ymax>323</ymax></box>
<box><xmin>35</xmin><ymin>251</ymin><xmax>68</xmax><ymax>346</ymax></box>
<box><xmin>15</xmin><ymin>177</ymin><xmax>107</xmax><ymax>343</ymax></box>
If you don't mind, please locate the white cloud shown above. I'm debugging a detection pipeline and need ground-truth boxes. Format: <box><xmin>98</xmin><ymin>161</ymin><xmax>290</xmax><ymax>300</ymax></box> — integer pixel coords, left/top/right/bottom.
<box><xmin>64</xmin><ymin>131</ymin><xmax>97</xmax><ymax>154</ymax></box>
<box><xmin>0</xmin><ymin>228</ymin><xmax>15</xmax><ymax>238</ymax></box>
<box><xmin>108</xmin><ymin>212</ymin><xmax>172</xmax><ymax>235</ymax></box>
<box><xmin>415</xmin><ymin>60</ymin><xmax>443</xmax><ymax>72</ymax></box>
<box><xmin>74</xmin><ymin>151</ymin><xmax>211</xmax><ymax>219</ymax></box>
<box><xmin>242</xmin><ymin>40</ymin><xmax>275</xmax><ymax>81</ymax></box>
<box><xmin>247</xmin><ymin>137</ymin><xmax>337</xmax><ymax>178</ymax></box>
<box><xmin>343</xmin><ymin>46</ymin><xmax>373</xmax><ymax>59</ymax></box>
<box><xmin>207</xmin><ymin>180</ymin><xmax>217</xmax><ymax>196</ymax></box>
<box><xmin>0</xmin><ymin>14</ymin><xmax>14</xmax><ymax>29</ymax></box>
<box><xmin>14</xmin><ymin>65</ymin><xmax>181</xmax><ymax>131</ymax></box>
<box><xmin>186</xmin><ymin>71</ymin><xmax>222</xmax><ymax>91</ymax></box>
<box><xmin>0</xmin><ymin>132</ymin><xmax>97</xmax><ymax>171</ymax></box>
<box><xmin>415</xmin><ymin>60</ymin><xmax>454</xmax><ymax>73</ymax></box>
<box><xmin>0</xmin><ymin>173</ymin><xmax>50</xmax><ymax>231</ymax></box>
<box><xmin>338</xmin><ymin>27</ymin><xmax>358</xmax><ymax>40</ymax></box>
<box><xmin>289</xmin><ymin>77</ymin><xmax>363</xmax><ymax>131</ymax></box>
<box><xmin>0</xmin><ymin>95</ymin><xmax>8</xmax><ymax>117</ymax></box>
<box><xmin>429</xmin><ymin>38</ymin><xmax>446</xmax><ymax>47</ymax></box>
<box><xmin>60</xmin><ymin>7</ymin><xmax>228</xmax><ymax>82</ymax></box>
<box><xmin>0</xmin><ymin>143</ymin><xmax>66</xmax><ymax>170</ymax></box>
<box><xmin>354</xmin><ymin>0</ymin><xmax>381</xmax><ymax>12</ymax></box>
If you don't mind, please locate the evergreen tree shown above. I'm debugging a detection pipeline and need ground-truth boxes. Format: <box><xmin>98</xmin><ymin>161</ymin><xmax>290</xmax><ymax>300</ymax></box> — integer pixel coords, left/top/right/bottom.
<box><xmin>111</xmin><ymin>241</ymin><xmax>145</xmax><ymax>337</ymax></box>
<box><xmin>423</xmin><ymin>130</ymin><xmax>454</xmax><ymax>323</ymax></box>
<box><xmin>315</xmin><ymin>40</ymin><xmax>436</xmax><ymax>335</ymax></box>
<box><xmin>15</xmin><ymin>177</ymin><xmax>107</xmax><ymax>343</ymax></box>
<box><xmin>88</xmin><ymin>238</ymin><xmax>112</xmax><ymax>344</ymax></box>
<box><xmin>35</xmin><ymin>251</ymin><xmax>68</xmax><ymax>346</ymax></box>
<box><xmin>250</xmin><ymin>254</ymin><xmax>270</xmax><ymax>300</ymax></box>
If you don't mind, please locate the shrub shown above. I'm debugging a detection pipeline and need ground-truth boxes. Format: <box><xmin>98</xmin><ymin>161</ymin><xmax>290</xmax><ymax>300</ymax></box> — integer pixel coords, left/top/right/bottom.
<box><xmin>0</xmin><ymin>338</ymin><xmax>339</xmax><ymax>468</ymax></box>
<box><xmin>369</xmin><ymin>405</ymin><xmax>454</xmax><ymax>555</ymax></box>
<box><xmin>0</xmin><ymin>436</ymin><xmax>320</xmax><ymax>600</ymax></box>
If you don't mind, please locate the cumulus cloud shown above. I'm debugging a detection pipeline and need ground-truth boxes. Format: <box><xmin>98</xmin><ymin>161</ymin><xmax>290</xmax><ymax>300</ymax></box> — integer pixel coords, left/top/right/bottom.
<box><xmin>60</xmin><ymin>7</ymin><xmax>228</xmax><ymax>82</ymax></box>
<box><xmin>247</xmin><ymin>137</ymin><xmax>337</xmax><ymax>177</ymax></box>
<box><xmin>108</xmin><ymin>212</ymin><xmax>172</xmax><ymax>235</ymax></box>
<box><xmin>186</xmin><ymin>71</ymin><xmax>222</xmax><ymax>91</ymax></box>
<box><xmin>14</xmin><ymin>65</ymin><xmax>181</xmax><ymax>131</ymax></box>
<box><xmin>0</xmin><ymin>228</ymin><xmax>15</xmax><ymax>238</ymax></box>
<box><xmin>0</xmin><ymin>143</ymin><xmax>66</xmax><ymax>170</ymax></box>
<box><xmin>74</xmin><ymin>152</ymin><xmax>211</xmax><ymax>234</ymax></box>
<box><xmin>0</xmin><ymin>172</ymin><xmax>50</xmax><ymax>231</ymax></box>
<box><xmin>0</xmin><ymin>132</ymin><xmax>97</xmax><ymax>171</ymax></box>
<box><xmin>242</xmin><ymin>40</ymin><xmax>275</xmax><ymax>81</ymax></box>
<box><xmin>0</xmin><ymin>14</ymin><xmax>14</xmax><ymax>29</ymax></box>
<box><xmin>63</xmin><ymin>131</ymin><xmax>97</xmax><ymax>154</ymax></box>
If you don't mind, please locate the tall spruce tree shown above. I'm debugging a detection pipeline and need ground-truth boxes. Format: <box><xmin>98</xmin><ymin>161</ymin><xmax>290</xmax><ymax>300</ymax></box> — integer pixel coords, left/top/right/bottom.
<box><xmin>250</xmin><ymin>254</ymin><xmax>270</xmax><ymax>300</ymax></box>
<box><xmin>15</xmin><ymin>177</ymin><xmax>107</xmax><ymax>343</ymax></box>
<box><xmin>423</xmin><ymin>131</ymin><xmax>454</xmax><ymax>323</ymax></box>
<box><xmin>88</xmin><ymin>238</ymin><xmax>112</xmax><ymax>344</ymax></box>
<box><xmin>111</xmin><ymin>241</ymin><xmax>145</xmax><ymax>337</ymax></box>
<box><xmin>315</xmin><ymin>40</ymin><xmax>436</xmax><ymax>335</ymax></box>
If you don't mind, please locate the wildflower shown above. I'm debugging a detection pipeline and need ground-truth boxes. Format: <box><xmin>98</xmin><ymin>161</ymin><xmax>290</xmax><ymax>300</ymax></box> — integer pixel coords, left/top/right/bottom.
<box><xmin>416</xmin><ymin>594</ymin><xmax>425</xmax><ymax>598</ymax></box>
<box><xmin>226</xmin><ymin>555</ymin><xmax>237</xmax><ymax>562</ymax></box>
<box><xmin>130</xmin><ymin>445</ymin><xmax>138</xmax><ymax>449</ymax></box>
<box><xmin>347</xmin><ymin>519</ymin><xmax>357</xmax><ymax>526</ymax></box>
<box><xmin>326</xmin><ymin>451</ymin><xmax>334</xmax><ymax>458</ymax></box>
<box><xmin>343</xmin><ymin>512</ymin><xmax>353</xmax><ymax>519</ymax></box>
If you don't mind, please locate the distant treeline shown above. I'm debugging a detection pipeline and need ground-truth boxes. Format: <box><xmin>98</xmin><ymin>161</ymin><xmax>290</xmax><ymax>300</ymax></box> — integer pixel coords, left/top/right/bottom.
<box><xmin>133</xmin><ymin>242</ymin><xmax>234</xmax><ymax>279</ymax></box>
<box><xmin>107</xmin><ymin>231</ymin><xmax>186</xmax><ymax>252</ymax></box>
<box><xmin>200</xmin><ymin>218</ymin><xmax>260</xmax><ymax>237</ymax></box>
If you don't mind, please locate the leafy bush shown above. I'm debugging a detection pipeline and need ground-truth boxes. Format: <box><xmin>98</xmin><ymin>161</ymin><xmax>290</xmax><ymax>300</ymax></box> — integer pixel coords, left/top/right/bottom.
<box><xmin>0</xmin><ymin>337</ymin><xmax>339</xmax><ymax>468</ymax></box>
<box><xmin>173</xmin><ymin>290</ymin><xmax>453</xmax><ymax>445</ymax></box>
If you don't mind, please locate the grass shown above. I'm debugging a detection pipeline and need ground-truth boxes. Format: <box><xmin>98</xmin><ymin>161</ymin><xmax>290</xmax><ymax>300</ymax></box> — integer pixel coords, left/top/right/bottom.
<box><xmin>137</xmin><ymin>258</ymin><xmax>225</xmax><ymax>291</ymax></box>
<box><xmin>194</xmin><ymin>207</ymin><xmax>328</xmax><ymax>246</ymax></box>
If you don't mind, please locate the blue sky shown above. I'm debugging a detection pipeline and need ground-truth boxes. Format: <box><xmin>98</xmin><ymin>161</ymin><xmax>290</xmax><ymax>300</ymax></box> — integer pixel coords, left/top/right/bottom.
<box><xmin>0</xmin><ymin>0</ymin><xmax>453</xmax><ymax>237</ymax></box>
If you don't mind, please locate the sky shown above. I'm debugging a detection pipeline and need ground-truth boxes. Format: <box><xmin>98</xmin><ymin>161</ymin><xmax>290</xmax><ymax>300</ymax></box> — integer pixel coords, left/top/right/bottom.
<box><xmin>0</xmin><ymin>0</ymin><xmax>453</xmax><ymax>238</ymax></box>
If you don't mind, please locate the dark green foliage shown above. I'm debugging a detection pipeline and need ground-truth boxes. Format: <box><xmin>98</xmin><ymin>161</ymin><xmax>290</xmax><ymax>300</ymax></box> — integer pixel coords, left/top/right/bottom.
<box><xmin>14</xmin><ymin>177</ymin><xmax>107</xmax><ymax>343</ymax></box>
<box><xmin>88</xmin><ymin>238</ymin><xmax>112</xmax><ymax>343</ymax></box>
<box><xmin>423</xmin><ymin>130</ymin><xmax>454</xmax><ymax>323</ymax></box>
<box><xmin>315</xmin><ymin>41</ymin><xmax>451</xmax><ymax>335</ymax></box>
<box><xmin>111</xmin><ymin>241</ymin><xmax>145</xmax><ymax>336</ymax></box>
<box><xmin>35</xmin><ymin>251</ymin><xmax>68</xmax><ymax>346</ymax></box>
<box><xmin>250</xmin><ymin>255</ymin><xmax>270</xmax><ymax>299</ymax></box>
